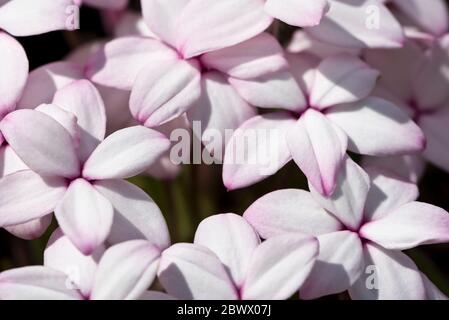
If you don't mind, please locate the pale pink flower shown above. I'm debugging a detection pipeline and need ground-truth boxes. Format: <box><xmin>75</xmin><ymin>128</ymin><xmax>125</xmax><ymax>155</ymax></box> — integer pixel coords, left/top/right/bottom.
<box><xmin>223</xmin><ymin>53</ymin><xmax>425</xmax><ymax>195</ymax></box>
<box><xmin>158</xmin><ymin>214</ymin><xmax>318</xmax><ymax>300</ymax></box>
<box><xmin>0</xmin><ymin>0</ymin><xmax>78</xmax><ymax>36</ymax></box>
<box><xmin>365</xmin><ymin>40</ymin><xmax>449</xmax><ymax>174</ymax></box>
<box><xmin>0</xmin><ymin>80</ymin><xmax>170</xmax><ymax>254</ymax></box>
<box><xmin>0</xmin><ymin>229</ymin><xmax>170</xmax><ymax>300</ymax></box>
<box><xmin>86</xmin><ymin>0</ymin><xmax>282</xmax><ymax>154</ymax></box>
<box><xmin>265</xmin><ymin>0</ymin><xmax>329</xmax><ymax>27</ymax></box>
<box><xmin>244</xmin><ymin>157</ymin><xmax>449</xmax><ymax>300</ymax></box>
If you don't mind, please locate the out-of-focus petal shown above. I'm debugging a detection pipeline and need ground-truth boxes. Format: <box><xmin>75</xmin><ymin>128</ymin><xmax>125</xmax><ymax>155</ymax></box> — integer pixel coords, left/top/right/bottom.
<box><xmin>0</xmin><ymin>170</ymin><xmax>67</xmax><ymax>227</ymax></box>
<box><xmin>265</xmin><ymin>0</ymin><xmax>328</xmax><ymax>27</ymax></box>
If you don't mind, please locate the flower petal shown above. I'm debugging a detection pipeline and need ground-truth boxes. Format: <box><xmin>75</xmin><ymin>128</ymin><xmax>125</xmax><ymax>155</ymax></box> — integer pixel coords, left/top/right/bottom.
<box><xmin>86</xmin><ymin>37</ymin><xmax>177</xmax><ymax>90</ymax></box>
<box><xmin>0</xmin><ymin>32</ymin><xmax>28</xmax><ymax>115</ymax></box>
<box><xmin>53</xmin><ymin>80</ymin><xmax>107</xmax><ymax>162</ymax></box>
<box><xmin>287</xmin><ymin>109</ymin><xmax>348</xmax><ymax>196</ymax></box>
<box><xmin>363</xmin><ymin>166</ymin><xmax>419</xmax><ymax>221</ymax></box>
<box><xmin>0</xmin><ymin>0</ymin><xmax>77</xmax><ymax>36</ymax></box>
<box><xmin>223</xmin><ymin>112</ymin><xmax>296</xmax><ymax>190</ymax></box>
<box><xmin>91</xmin><ymin>240</ymin><xmax>161</xmax><ymax>300</ymax></box>
<box><xmin>420</xmin><ymin>108</ymin><xmax>449</xmax><ymax>172</ymax></box>
<box><xmin>83</xmin><ymin>126</ymin><xmax>170</xmax><ymax>180</ymax></box>
<box><xmin>187</xmin><ymin>71</ymin><xmax>256</xmax><ymax>158</ymax></box>
<box><xmin>0</xmin><ymin>109</ymin><xmax>80</xmax><ymax>178</ymax></box>
<box><xmin>17</xmin><ymin>62</ymin><xmax>83</xmax><ymax>109</ymax></box>
<box><xmin>349</xmin><ymin>244</ymin><xmax>426</xmax><ymax>300</ymax></box>
<box><xmin>176</xmin><ymin>0</ymin><xmax>272</xmax><ymax>58</ymax></box>
<box><xmin>5</xmin><ymin>215</ymin><xmax>52</xmax><ymax>240</ymax></box>
<box><xmin>360</xmin><ymin>202</ymin><xmax>449</xmax><ymax>250</ymax></box>
<box><xmin>309</xmin><ymin>54</ymin><xmax>379</xmax><ymax>109</ymax></box>
<box><xmin>0</xmin><ymin>266</ymin><xmax>82</xmax><ymax>300</ymax></box>
<box><xmin>310</xmin><ymin>157</ymin><xmax>370</xmax><ymax>231</ymax></box>
<box><xmin>94</xmin><ymin>179</ymin><xmax>170</xmax><ymax>249</ymax></box>
<box><xmin>130</xmin><ymin>58</ymin><xmax>201</xmax><ymax>127</ymax></box>
<box><xmin>44</xmin><ymin>228</ymin><xmax>104</xmax><ymax>298</ymax></box>
<box><xmin>242</xmin><ymin>234</ymin><xmax>318</xmax><ymax>300</ymax></box>
<box><xmin>194</xmin><ymin>214</ymin><xmax>260</xmax><ymax>287</ymax></box>
<box><xmin>244</xmin><ymin>189</ymin><xmax>342</xmax><ymax>238</ymax></box>
<box><xmin>158</xmin><ymin>243</ymin><xmax>238</xmax><ymax>300</ymax></box>
<box><xmin>306</xmin><ymin>0</ymin><xmax>404</xmax><ymax>48</ymax></box>
<box><xmin>326</xmin><ymin>97</ymin><xmax>426</xmax><ymax>156</ymax></box>
<box><xmin>55</xmin><ymin>178</ymin><xmax>113</xmax><ymax>255</ymax></box>
<box><xmin>300</xmin><ymin>231</ymin><xmax>364</xmax><ymax>299</ymax></box>
<box><xmin>201</xmin><ymin>33</ymin><xmax>288</xmax><ymax>79</ymax></box>
<box><xmin>0</xmin><ymin>170</ymin><xmax>67</xmax><ymax>227</ymax></box>
<box><xmin>265</xmin><ymin>0</ymin><xmax>329</xmax><ymax>27</ymax></box>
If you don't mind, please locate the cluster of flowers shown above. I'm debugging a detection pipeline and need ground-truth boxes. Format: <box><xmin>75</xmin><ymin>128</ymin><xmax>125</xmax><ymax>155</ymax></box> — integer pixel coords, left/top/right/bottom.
<box><xmin>1</xmin><ymin>0</ymin><xmax>449</xmax><ymax>300</ymax></box>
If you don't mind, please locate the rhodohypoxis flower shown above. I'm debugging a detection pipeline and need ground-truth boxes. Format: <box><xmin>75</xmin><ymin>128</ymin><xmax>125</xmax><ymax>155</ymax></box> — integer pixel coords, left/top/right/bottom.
<box><xmin>0</xmin><ymin>229</ymin><xmax>170</xmax><ymax>300</ymax></box>
<box><xmin>0</xmin><ymin>0</ymin><xmax>78</xmax><ymax>36</ymax></box>
<box><xmin>364</xmin><ymin>40</ymin><xmax>449</xmax><ymax>175</ymax></box>
<box><xmin>158</xmin><ymin>214</ymin><xmax>318</xmax><ymax>300</ymax></box>
<box><xmin>0</xmin><ymin>80</ymin><xmax>170</xmax><ymax>254</ymax></box>
<box><xmin>87</xmin><ymin>0</ymin><xmax>287</xmax><ymax>154</ymax></box>
<box><xmin>244</xmin><ymin>157</ymin><xmax>449</xmax><ymax>300</ymax></box>
<box><xmin>223</xmin><ymin>53</ymin><xmax>425</xmax><ymax>196</ymax></box>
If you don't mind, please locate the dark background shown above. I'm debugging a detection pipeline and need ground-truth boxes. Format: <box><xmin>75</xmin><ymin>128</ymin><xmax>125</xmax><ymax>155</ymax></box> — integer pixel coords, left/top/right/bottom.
<box><xmin>0</xmin><ymin>0</ymin><xmax>448</xmax><ymax>299</ymax></box>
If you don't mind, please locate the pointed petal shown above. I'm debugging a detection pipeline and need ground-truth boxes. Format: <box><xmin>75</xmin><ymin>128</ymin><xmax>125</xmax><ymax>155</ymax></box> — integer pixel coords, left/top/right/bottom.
<box><xmin>360</xmin><ymin>202</ymin><xmax>449</xmax><ymax>250</ymax></box>
<box><xmin>55</xmin><ymin>179</ymin><xmax>113</xmax><ymax>255</ymax></box>
<box><xmin>310</xmin><ymin>157</ymin><xmax>370</xmax><ymax>231</ymax></box>
<box><xmin>130</xmin><ymin>58</ymin><xmax>201</xmax><ymax>127</ymax></box>
<box><xmin>349</xmin><ymin>244</ymin><xmax>426</xmax><ymax>300</ymax></box>
<box><xmin>326</xmin><ymin>97</ymin><xmax>426</xmax><ymax>156</ymax></box>
<box><xmin>158</xmin><ymin>243</ymin><xmax>238</xmax><ymax>300</ymax></box>
<box><xmin>194</xmin><ymin>214</ymin><xmax>260</xmax><ymax>287</ymax></box>
<box><xmin>300</xmin><ymin>231</ymin><xmax>364</xmax><ymax>299</ymax></box>
<box><xmin>0</xmin><ymin>32</ymin><xmax>28</xmax><ymax>115</ymax></box>
<box><xmin>0</xmin><ymin>170</ymin><xmax>67</xmax><ymax>227</ymax></box>
<box><xmin>309</xmin><ymin>54</ymin><xmax>379</xmax><ymax>109</ymax></box>
<box><xmin>0</xmin><ymin>110</ymin><xmax>80</xmax><ymax>178</ymax></box>
<box><xmin>223</xmin><ymin>112</ymin><xmax>296</xmax><ymax>190</ymax></box>
<box><xmin>176</xmin><ymin>0</ymin><xmax>272</xmax><ymax>58</ymax></box>
<box><xmin>242</xmin><ymin>234</ymin><xmax>318</xmax><ymax>300</ymax></box>
<box><xmin>83</xmin><ymin>126</ymin><xmax>170</xmax><ymax>180</ymax></box>
<box><xmin>94</xmin><ymin>179</ymin><xmax>170</xmax><ymax>249</ymax></box>
<box><xmin>244</xmin><ymin>189</ymin><xmax>342</xmax><ymax>239</ymax></box>
<box><xmin>0</xmin><ymin>266</ymin><xmax>82</xmax><ymax>300</ymax></box>
<box><xmin>287</xmin><ymin>109</ymin><xmax>348</xmax><ymax>196</ymax></box>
